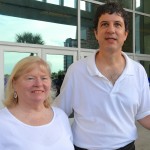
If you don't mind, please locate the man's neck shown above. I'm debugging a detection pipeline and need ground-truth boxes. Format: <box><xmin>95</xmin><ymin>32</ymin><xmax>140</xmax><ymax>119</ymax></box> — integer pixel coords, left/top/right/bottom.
<box><xmin>96</xmin><ymin>51</ymin><xmax>124</xmax><ymax>66</ymax></box>
<box><xmin>95</xmin><ymin>50</ymin><xmax>126</xmax><ymax>84</ymax></box>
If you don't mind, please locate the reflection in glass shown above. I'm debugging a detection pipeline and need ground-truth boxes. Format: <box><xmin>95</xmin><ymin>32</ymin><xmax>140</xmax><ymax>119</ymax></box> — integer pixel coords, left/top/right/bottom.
<box><xmin>46</xmin><ymin>54</ymin><xmax>73</xmax><ymax>96</ymax></box>
<box><xmin>123</xmin><ymin>12</ymin><xmax>133</xmax><ymax>53</ymax></box>
<box><xmin>47</xmin><ymin>55</ymin><xmax>64</xmax><ymax>73</ymax></box>
<box><xmin>35</xmin><ymin>0</ymin><xmax>59</xmax><ymax>5</ymax></box>
<box><xmin>135</xmin><ymin>0</ymin><xmax>150</xmax><ymax>14</ymax></box>
<box><xmin>135</xmin><ymin>14</ymin><xmax>150</xmax><ymax>54</ymax></box>
<box><xmin>140</xmin><ymin>61</ymin><xmax>150</xmax><ymax>83</ymax></box>
<box><xmin>80</xmin><ymin>1</ymin><xmax>86</xmax><ymax>11</ymax></box>
<box><xmin>64</xmin><ymin>0</ymin><xmax>75</xmax><ymax>8</ymax></box>
<box><xmin>46</xmin><ymin>54</ymin><xmax>73</xmax><ymax>74</ymax></box>
<box><xmin>47</xmin><ymin>0</ymin><xmax>59</xmax><ymax>5</ymax></box>
<box><xmin>136</xmin><ymin>0</ymin><xmax>140</xmax><ymax>8</ymax></box>
<box><xmin>81</xmin><ymin>2</ymin><xmax>99</xmax><ymax>50</ymax></box>
<box><xmin>95</xmin><ymin>0</ymin><xmax>133</xmax><ymax>9</ymax></box>
<box><xmin>4</xmin><ymin>52</ymin><xmax>37</xmax><ymax>86</ymax></box>
<box><xmin>0</xmin><ymin>1</ymin><xmax>77</xmax><ymax>47</ymax></box>
<box><xmin>0</xmin><ymin>14</ymin><xmax>76</xmax><ymax>47</ymax></box>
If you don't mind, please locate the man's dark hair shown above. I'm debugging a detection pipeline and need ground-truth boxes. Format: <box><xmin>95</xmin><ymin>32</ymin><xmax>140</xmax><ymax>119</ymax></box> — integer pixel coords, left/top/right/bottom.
<box><xmin>93</xmin><ymin>2</ymin><xmax>129</xmax><ymax>32</ymax></box>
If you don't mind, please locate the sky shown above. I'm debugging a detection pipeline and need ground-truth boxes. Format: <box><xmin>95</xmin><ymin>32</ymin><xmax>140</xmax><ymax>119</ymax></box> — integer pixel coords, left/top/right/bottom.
<box><xmin>4</xmin><ymin>52</ymin><xmax>64</xmax><ymax>75</ymax></box>
<box><xmin>0</xmin><ymin>14</ymin><xmax>76</xmax><ymax>46</ymax></box>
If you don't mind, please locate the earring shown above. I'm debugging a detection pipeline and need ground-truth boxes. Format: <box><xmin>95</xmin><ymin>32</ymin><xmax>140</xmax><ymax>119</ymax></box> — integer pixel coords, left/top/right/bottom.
<box><xmin>14</xmin><ymin>91</ymin><xmax>18</xmax><ymax>99</ymax></box>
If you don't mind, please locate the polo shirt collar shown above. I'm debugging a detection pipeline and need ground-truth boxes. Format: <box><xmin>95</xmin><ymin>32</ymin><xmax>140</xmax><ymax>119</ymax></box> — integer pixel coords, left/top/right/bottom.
<box><xmin>86</xmin><ymin>51</ymin><xmax>135</xmax><ymax>77</ymax></box>
<box><xmin>86</xmin><ymin>51</ymin><xmax>103</xmax><ymax>77</ymax></box>
<box><xmin>122</xmin><ymin>52</ymin><xmax>134</xmax><ymax>75</ymax></box>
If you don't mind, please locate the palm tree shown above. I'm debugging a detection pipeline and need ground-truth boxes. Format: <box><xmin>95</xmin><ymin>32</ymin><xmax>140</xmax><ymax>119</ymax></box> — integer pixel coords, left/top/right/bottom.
<box><xmin>16</xmin><ymin>32</ymin><xmax>44</xmax><ymax>45</ymax></box>
<box><xmin>16</xmin><ymin>32</ymin><xmax>45</xmax><ymax>56</ymax></box>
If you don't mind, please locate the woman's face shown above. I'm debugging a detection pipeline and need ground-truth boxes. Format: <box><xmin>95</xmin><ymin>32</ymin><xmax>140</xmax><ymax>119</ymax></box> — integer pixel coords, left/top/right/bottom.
<box><xmin>13</xmin><ymin>65</ymin><xmax>51</xmax><ymax>107</ymax></box>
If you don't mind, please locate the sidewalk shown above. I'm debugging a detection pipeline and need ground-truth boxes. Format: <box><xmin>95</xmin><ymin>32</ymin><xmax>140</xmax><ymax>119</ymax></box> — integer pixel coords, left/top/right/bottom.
<box><xmin>135</xmin><ymin>122</ymin><xmax>150</xmax><ymax>150</ymax></box>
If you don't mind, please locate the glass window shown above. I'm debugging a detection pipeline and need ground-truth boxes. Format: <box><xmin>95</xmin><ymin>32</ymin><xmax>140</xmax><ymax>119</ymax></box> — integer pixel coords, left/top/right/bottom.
<box><xmin>4</xmin><ymin>52</ymin><xmax>37</xmax><ymax>87</ymax></box>
<box><xmin>123</xmin><ymin>12</ymin><xmax>133</xmax><ymax>53</ymax></box>
<box><xmin>135</xmin><ymin>0</ymin><xmax>150</xmax><ymax>14</ymax></box>
<box><xmin>80</xmin><ymin>1</ymin><xmax>86</xmax><ymax>11</ymax></box>
<box><xmin>81</xmin><ymin>2</ymin><xmax>99</xmax><ymax>50</ymax></box>
<box><xmin>35</xmin><ymin>0</ymin><xmax>60</xmax><ymax>5</ymax></box>
<box><xmin>64</xmin><ymin>0</ymin><xmax>75</xmax><ymax>8</ymax></box>
<box><xmin>135</xmin><ymin>14</ymin><xmax>150</xmax><ymax>54</ymax></box>
<box><xmin>46</xmin><ymin>54</ymin><xmax>73</xmax><ymax>96</ymax></box>
<box><xmin>140</xmin><ymin>61</ymin><xmax>150</xmax><ymax>84</ymax></box>
<box><xmin>47</xmin><ymin>0</ymin><xmax>59</xmax><ymax>5</ymax></box>
<box><xmin>0</xmin><ymin>1</ymin><xmax>77</xmax><ymax>47</ymax></box>
<box><xmin>95</xmin><ymin>0</ymin><xmax>133</xmax><ymax>9</ymax></box>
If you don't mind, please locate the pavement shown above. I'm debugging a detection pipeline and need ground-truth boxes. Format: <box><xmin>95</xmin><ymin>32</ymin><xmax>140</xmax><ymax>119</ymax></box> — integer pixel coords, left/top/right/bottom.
<box><xmin>135</xmin><ymin>122</ymin><xmax>150</xmax><ymax>150</ymax></box>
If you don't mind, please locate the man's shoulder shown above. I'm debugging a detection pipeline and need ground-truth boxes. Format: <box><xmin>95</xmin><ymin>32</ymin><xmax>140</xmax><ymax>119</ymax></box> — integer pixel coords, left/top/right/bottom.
<box><xmin>69</xmin><ymin>54</ymin><xmax>94</xmax><ymax>71</ymax></box>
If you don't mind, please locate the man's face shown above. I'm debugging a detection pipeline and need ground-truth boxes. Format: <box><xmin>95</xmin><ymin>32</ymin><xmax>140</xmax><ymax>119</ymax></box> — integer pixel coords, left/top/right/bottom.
<box><xmin>94</xmin><ymin>13</ymin><xmax>128</xmax><ymax>52</ymax></box>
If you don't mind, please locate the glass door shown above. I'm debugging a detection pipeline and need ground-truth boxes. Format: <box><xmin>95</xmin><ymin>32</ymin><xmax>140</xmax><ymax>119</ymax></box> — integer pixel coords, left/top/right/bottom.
<box><xmin>42</xmin><ymin>48</ymin><xmax>77</xmax><ymax>96</ymax></box>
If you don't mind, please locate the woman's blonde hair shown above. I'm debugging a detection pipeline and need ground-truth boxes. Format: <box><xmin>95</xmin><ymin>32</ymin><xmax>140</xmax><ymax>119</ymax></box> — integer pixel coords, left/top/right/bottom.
<box><xmin>4</xmin><ymin>56</ymin><xmax>53</xmax><ymax>108</ymax></box>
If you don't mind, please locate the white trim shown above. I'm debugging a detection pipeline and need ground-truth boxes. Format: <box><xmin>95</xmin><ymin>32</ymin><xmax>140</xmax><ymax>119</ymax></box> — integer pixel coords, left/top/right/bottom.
<box><xmin>0</xmin><ymin>50</ymin><xmax>4</xmax><ymax>108</ymax></box>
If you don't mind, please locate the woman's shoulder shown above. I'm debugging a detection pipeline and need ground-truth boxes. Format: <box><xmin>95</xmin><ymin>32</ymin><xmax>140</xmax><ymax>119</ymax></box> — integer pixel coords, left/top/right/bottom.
<box><xmin>51</xmin><ymin>106</ymin><xmax>71</xmax><ymax>128</ymax></box>
<box><xmin>52</xmin><ymin>106</ymin><xmax>68</xmax><ymax>118</ymax></box>
<box><xmin>0</xmin><ymin>107</ymin><xmax>10</xmax><ymax>126</ymax></box>
<box><xmin>0</xmin><ymin>107</ymin><xmax>7</xmax><ymax>115</ymax></box>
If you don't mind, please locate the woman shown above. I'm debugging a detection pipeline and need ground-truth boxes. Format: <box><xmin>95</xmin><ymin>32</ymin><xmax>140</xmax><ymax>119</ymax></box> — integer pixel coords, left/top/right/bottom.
<box><xmin>0</xmin><ymin>56</ymin><xmax>74</xmax><ymax>150</ymax></box>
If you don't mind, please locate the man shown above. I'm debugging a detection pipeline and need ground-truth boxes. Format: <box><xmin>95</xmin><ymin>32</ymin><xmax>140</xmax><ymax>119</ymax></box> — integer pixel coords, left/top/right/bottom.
<box><xmin>54</xmin><ymin>2</ymin><xmax>150</xmax><ymax>150</ymax></box>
